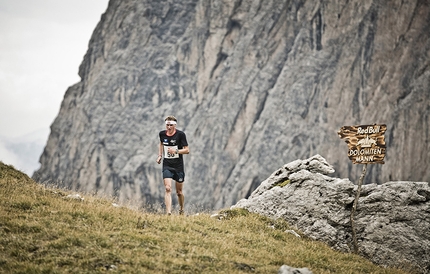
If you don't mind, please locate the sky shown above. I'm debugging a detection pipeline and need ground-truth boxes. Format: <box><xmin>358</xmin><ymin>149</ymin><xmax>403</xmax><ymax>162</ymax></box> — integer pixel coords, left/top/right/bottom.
<box><xmin>0</xmin><ymin>0</ymin><xmax>109</xmax><ymax>174</ymax></box>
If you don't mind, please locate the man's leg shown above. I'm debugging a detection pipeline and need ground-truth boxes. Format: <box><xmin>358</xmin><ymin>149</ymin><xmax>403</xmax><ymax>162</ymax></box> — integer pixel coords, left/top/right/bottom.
<box><xmin>164</xmin><ymin>178</ymin><xmax>172</xmax><ymax>214</ymax></box>
<box><xmin>176</xmin><ymin>181</ymin><xmax>184</xmax><ymax>214</ymax></box>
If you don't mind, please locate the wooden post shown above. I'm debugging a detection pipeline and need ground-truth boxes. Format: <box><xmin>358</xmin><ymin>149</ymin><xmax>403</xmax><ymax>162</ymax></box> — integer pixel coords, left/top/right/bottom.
<box><xmin>338</xmin><ymin>124</ymin><xmax>386</xmax><ymax>253</ymax></box>
<box><xmin>350</xmin><ymin>163</ymin><xmax>367</xmax><ymax>253</ymax></box>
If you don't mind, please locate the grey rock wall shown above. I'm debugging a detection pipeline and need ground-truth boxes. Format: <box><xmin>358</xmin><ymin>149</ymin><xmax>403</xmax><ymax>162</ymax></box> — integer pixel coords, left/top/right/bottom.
<box><xmin>34</xmin><ymin>0</ymin><xmax>430</xmax><ymax>209</ymax></box>
<box><xmin>233</xmin><ymin>155</ymin><xmax>430</xmax><ymax>273</ymax></box>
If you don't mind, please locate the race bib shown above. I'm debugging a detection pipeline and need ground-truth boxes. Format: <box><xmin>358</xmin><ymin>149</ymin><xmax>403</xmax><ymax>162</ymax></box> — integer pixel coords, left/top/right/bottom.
<box><xmin>164</xmin><ymin>145</ymin><xmax>179</xmax><ymax>159</ymax></box>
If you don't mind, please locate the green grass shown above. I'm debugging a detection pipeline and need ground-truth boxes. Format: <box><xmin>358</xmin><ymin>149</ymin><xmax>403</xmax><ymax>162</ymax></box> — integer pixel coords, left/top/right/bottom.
<box><xmin>272</xmin><ymin>179</ymin><xmax>290</xmax><ymax>188</ymax></box>
<box><xmin>0</xmin><ymin>161</ymin><xmax>409</xmax><ymax>273</ymax></box>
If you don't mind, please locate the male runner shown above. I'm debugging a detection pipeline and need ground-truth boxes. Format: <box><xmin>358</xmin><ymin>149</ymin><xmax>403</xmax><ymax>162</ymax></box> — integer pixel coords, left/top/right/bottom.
<box><xmin>156</xmin><ymin>116</ymin><xmax>189</xmax><ymax>215</ymax></box>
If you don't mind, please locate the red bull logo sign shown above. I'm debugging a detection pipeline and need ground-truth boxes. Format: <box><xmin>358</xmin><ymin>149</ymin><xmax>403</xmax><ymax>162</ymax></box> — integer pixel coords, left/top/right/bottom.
<box><xmin>338</xmin><ymin>124</ymin><xmax>386</xmax><ymax>164</ymax></box>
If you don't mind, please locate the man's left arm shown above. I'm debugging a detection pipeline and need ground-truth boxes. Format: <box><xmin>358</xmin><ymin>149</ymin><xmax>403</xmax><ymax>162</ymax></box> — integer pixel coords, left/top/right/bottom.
<box><xmin>178</xmin><ymin>146</ymin><xmax>189</xmax><ymax>155</ymax></box>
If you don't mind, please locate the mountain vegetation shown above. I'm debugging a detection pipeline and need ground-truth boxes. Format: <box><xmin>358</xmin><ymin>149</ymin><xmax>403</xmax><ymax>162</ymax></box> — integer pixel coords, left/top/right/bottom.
<box><xmin>0</xmin><ymin>161</ymin><xmax>409</xmax><ymax>273</ymax></box>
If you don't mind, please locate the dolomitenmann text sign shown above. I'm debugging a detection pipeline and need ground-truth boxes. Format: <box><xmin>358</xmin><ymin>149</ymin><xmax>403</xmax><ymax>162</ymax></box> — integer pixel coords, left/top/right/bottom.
<box><xmin>338</xmin><ymin>124</ymin><xmax>386</xmax><ymax>164</ymax></box>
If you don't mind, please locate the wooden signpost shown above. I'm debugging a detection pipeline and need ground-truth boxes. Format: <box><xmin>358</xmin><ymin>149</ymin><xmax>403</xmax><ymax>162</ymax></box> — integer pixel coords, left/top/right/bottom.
<box><xmin>338</xmin><ymin>124</ymin><xmax>386</xmax><ymax>253</ymax></box>
<box><xmin>338</xmin><ymin>124</ymin><xmax>386</xmax><ymax>164</ymax></box>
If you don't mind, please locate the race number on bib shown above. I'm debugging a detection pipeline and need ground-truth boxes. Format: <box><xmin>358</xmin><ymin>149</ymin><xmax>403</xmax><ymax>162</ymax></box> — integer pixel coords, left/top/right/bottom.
<box><xmin>164</xmin><ymin>145</ymin><xmax>179</xmax><ymax>159</ymax></box>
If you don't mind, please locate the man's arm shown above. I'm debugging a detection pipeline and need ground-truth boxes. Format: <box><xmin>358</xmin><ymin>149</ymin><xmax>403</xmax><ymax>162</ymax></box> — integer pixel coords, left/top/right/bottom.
<box><xmin>156</xmin><ymin>142</ymin><xmax>163</xmax><ymax>164</ymax></box>
<box><xmin>167</xmin><ymin>145</ymin><xmax>189</xmax><ymax>155</ymax></box>
<box><xmin>178</xmin><ymin>146</ymin><xmax>189</xmax><ymax>154</ymax></box>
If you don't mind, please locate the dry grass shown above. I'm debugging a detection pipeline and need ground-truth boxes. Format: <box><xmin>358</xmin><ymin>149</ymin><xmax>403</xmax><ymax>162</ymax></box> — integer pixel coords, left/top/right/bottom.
<box><xmin>0</xmin><ymin>161</ymin><xmax>408</xmax><ymax>273</ymax></box>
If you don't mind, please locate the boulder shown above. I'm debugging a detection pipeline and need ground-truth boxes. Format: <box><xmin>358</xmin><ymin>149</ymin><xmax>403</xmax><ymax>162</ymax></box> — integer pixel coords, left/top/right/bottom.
<box><xmin>233</xmin><ymin>155</ymin><xmax>430</xmax><ymax>273</ymax></box>
<box><xmin>278</xmin><ymin>265</ymin><xmax>313</xmax><ymax>274</ymax></box>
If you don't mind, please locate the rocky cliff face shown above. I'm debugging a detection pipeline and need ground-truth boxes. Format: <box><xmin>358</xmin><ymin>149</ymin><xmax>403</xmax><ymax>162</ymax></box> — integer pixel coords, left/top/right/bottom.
<box><xmin>34</xmin><ymin>0</ymin><xmax>430</xmax><ymax>209</ymax></box>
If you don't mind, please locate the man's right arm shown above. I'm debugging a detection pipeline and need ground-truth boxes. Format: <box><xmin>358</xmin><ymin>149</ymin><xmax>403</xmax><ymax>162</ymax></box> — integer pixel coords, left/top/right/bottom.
<box><xmin>156</xmin><ymin>142</ymin><xmax>163</xmax><ymax>164</ymax></box>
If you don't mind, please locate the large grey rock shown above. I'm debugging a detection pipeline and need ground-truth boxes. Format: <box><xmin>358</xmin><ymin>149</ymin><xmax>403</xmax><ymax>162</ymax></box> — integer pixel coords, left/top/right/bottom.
<box><xmin>278</xmin><ymin>265</ymin><xmax>313</xmax><ymax>274</ymax></box>
<box><xmin>233</xmin><ymin>155</ymin><xmax>430</xmax><ymax>273</ymax></box>
<box><xmin>34</xmin><ymin>0</ymin><xmax>430</xmax><ymax>209</ymax></box>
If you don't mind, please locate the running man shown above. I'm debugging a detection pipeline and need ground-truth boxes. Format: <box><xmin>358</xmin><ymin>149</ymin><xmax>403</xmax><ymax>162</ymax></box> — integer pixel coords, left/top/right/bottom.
<box><xmin>156</xmin><ymin>115</ymin><xmax>189</xmax><ymax>215</ymax></box>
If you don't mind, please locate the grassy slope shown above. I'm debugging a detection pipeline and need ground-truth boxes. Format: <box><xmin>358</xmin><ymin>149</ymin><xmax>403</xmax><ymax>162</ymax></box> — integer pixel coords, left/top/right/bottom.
<box><xmin>0</xmin><ymin>162</ymin><xmax>407</xmax><ymax>274</ymax></box>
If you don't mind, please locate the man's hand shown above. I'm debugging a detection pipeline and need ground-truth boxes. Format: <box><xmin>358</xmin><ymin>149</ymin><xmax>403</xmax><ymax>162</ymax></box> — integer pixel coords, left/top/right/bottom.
<box><xmin>167</xmin><ymin>147</ymin><xmax>177</xmax><ymax>155</ymax></box>
<box><xmin>156</xmin><ymin>155</ymin><xmax>162</xmax><ymax>164</ymax></box>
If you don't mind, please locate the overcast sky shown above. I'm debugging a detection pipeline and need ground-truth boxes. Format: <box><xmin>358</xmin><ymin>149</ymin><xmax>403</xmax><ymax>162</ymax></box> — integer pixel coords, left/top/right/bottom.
<box><xmin>0</xmin><ymin>0</ymin><xmax>109</xmax><ymax>173</ymax></box>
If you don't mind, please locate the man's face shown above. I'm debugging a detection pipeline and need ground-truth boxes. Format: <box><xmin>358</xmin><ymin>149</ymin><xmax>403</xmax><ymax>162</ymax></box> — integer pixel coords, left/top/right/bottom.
<box><xmin>166</xmin><ymin>121</ymin><xmax>176</xmax><ymax>130</ymax></box>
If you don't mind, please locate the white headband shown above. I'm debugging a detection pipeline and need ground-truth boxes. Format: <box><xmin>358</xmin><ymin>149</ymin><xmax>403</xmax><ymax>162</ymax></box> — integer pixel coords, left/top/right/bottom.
<box><xmin>165</xmin><ymin>120</ymin><xmax>177</xmax><ymax>125</ymax></box>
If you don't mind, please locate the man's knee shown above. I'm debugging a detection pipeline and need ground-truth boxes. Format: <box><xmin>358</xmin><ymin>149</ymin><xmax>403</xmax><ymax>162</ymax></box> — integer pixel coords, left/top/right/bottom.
<box><xmin>165</xmin><ymin>185</ymin><xmax>172</xmax><ymax>193</ymax></box>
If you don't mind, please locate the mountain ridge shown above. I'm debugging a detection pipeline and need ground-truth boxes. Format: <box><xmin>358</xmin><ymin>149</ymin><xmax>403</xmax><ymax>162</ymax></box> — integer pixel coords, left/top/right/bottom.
<box><xmin>34</xmin><ymin>0</ymin><xmax>430</xmax><ymax>209</ymax></box>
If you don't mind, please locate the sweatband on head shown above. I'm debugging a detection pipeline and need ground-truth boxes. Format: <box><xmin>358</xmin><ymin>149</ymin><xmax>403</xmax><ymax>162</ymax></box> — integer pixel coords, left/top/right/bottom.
<box><xmin>165</xmin><ymin>120</ymin><xmax>177</xmax><ymax>125</ymax></box>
